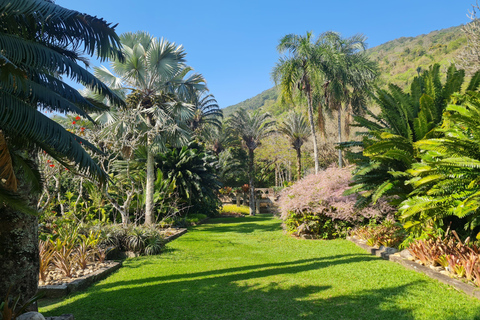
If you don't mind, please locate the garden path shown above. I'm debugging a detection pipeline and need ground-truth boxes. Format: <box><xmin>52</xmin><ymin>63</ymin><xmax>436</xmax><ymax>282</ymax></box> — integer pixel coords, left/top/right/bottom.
<box><xmin>41</xmin><ymin>214</ymin><xmax>480</xmax><ymax>320</ymax></box>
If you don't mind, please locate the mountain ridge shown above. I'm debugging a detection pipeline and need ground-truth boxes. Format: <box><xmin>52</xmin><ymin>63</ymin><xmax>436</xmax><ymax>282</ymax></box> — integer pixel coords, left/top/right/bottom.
<box><xmin>223</xmin><ymin>24</ymin><xmax>467</xmax><ymax>117</ymax></box>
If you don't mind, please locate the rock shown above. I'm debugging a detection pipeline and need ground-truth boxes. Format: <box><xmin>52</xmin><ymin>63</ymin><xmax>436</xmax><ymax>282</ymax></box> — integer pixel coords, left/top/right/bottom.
<box><xmin>440</xmin><ymin>270</ymin><xmax>451</xmax><ymax>276</ymax></box>
<box><xmin>17</xmin><ymin>312</ymin><xmax>46</xmax><ymax>320</ymax></box>
<box><xmin>430</xmin><ymin>265</ymin><xmax>444</xmax><ymax>272</ymax></box>
<box><xmin>399</xmin><ymin>249</ymin><xmax>415</xmax><ymax>260</ymax></box>
<box><xmin>45</xmin><ymin>314</ymin><xmax>75</xmax><ymax>320</ymax></box>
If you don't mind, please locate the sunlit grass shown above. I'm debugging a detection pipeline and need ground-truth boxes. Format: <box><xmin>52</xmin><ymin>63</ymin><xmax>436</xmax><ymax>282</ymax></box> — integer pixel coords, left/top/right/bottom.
<box><xmin>221</xmin><ymin>204</ymin><xmax>249</xmax><ymax>215</ymax></box>
<box><xmin>40</xmin><ymin>215</ymin><xmax>480</xmax><ymax>320</ymax></box>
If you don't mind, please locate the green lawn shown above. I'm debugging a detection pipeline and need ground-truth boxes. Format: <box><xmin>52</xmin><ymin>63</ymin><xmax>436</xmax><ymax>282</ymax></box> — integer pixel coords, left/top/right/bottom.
<box><xmin>40</xmin><ymin>214</ymin><xmax>480</xmax><ymax>319</ymax></box>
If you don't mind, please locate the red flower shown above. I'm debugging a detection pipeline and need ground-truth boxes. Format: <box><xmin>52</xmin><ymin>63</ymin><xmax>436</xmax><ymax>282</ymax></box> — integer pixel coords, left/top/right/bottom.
<box><xmin>72</xmin><ymin>121</ymin><xmax>76</xmax><ymax>125</ymax></box>
<box><xmin>49</xmin><ymin>164</ymin><xmax>55</xmax><ymax>168</ymax></box>
<box><xmin>47</xmin><ymin>160</ymin><xmax>51</xmax><ymax>163</ymax></box>
<box><xmin>80</xmin><ymin>127</ymin><xmax>85</xmax><ymax>131</ymax></box>
<box><xmin>65</xmin><ymin>168</ymin><xmax>69</xmax><ymax>171</ymax></box>
<box><xmin>75</xmin><ymin>116</ymin><xmax>81</xmax><ymax>120</ymax></box>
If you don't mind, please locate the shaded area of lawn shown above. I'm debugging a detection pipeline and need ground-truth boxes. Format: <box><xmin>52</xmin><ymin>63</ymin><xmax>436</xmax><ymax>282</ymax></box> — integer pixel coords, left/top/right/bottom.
<box><xmin>40</xmin><ymin>214</ymin><xmax>480</xmax><ymax>320</ymax></box>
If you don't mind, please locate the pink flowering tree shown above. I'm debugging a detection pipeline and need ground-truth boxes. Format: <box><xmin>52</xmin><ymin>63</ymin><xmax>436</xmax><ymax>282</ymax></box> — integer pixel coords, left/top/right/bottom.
<box><xmin>278</xmin><ymin>166</ymin><xmax>395</xmax><ymax>239</ymax></box>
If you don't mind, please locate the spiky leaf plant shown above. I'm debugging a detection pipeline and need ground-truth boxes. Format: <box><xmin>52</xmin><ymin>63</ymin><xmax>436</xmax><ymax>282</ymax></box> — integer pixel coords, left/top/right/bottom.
<box><xmin>400</xmin><ymin>92</ymin><xmax>480</xmax><ymax>236</ymax></box>
<box><xmin>344</xmin><ymin>64</ymin><xmax>480</xmax><ymax>207</ymax></box>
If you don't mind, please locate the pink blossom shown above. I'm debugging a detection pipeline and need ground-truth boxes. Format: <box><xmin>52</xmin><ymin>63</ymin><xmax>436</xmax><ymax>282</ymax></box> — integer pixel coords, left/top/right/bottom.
<box><xmin>278</xmin><ymin>165</ymin><xmax>395</xmax><ymax>223</ymax></box>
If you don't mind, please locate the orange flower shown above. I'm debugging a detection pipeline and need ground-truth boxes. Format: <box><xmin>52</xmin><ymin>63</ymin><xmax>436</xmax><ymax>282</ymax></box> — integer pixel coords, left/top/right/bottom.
<box><xmin>75</xmin><ymin>116</ymin><xmax>81</xmax><ymax>120</ymax></box>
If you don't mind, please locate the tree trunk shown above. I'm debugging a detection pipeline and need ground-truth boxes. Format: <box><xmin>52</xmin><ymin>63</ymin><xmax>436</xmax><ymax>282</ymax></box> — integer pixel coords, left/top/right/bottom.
<box><xmin>306</xmin><ymin>82</ymin><xmax>319</xmax><ymax>174</ymax></box>
<box><xmin>0</xmin><ymin>175</ymin><xmax>39</xmax><ymax>310</ymax></box>
<box><xmin>296</xmin><ymin>147</ymin><xmax>302</xmax><ymax>180</ymax></box>
<box><xmin>338</xmin><ymin>108</ymin><xmax>343</xmax><ymax>168</ymax></box>
<box><xmin>145</xmin><ymin>116</ymin><xmax>155</xmax><ymax>225</ymax></box>
<box><xmin>248</xmin><ymin>148</ymin><xmax>255</xmax><ymax>215</ymax></box>
<box><xmin>145</xmin><ymin>148</ymin><xmax>155</xmax><ymax>224</ymax></box>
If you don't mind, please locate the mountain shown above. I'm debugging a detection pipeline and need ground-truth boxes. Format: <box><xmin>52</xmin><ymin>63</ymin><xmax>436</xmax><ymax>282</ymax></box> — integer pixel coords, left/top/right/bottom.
<box><xmin>223</xmin><ymin>25</ymin><xmax>467</xmax><ymax>116</ymax></box>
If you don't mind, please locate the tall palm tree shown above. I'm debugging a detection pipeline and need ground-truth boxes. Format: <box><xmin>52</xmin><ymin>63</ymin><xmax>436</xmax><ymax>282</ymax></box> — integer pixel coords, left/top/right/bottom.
<box><xmin>95</xmin><ymin>31</ymin><xmax>206</xmax><ymax>224</ymax></box>
<box><xmin>278</xmin><ymin>112</ymin><xmax>311</xmax><ymax>180</ymax></box>
<box><xmin>0</xmin><ymin>0</ymin><xmax>123</xmax><ymax>305</ymax></box>
<box><xmin>317</xmin><ymin>31</ymin><xmax>377</xmax><ymax>168</ymax></box>
<box><xmin>272</xmin><ymin>32</ymin><xmax>322</xmax><ymax>174</ymax></box>
<box><xmin>228</xmin><ymin>109</ymin><xmax>275</xmax><ymax>215</ymax></box>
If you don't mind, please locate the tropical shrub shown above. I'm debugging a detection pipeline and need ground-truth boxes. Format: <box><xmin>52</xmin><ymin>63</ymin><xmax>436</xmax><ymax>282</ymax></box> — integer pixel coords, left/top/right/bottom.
<box><xmin>400</xmin><ymin>91</ymin><xmax>480</xmax><ymax>237</ymax></box>
<box><xmin>344</xmin><ymin>64</ymin><xmax>480</xmax><ymax>207</ymax></box>
<box><xmin>407</xmin><ymin>230</ymin><xmax>480</xmax><ymax>286</ymax></box>
<box><xmin>279</xmin><ymin>166</ymin><xmax>395</xmax><ymax>239</ymax></box>
<box><xmin>156</xmin><ymin>141</ymin><xmax>221</xmax><ymax>217</ymax></box>
<box><xmin>221</xmin><ymin>204</ymin><xmax>249</xmax><ymax>216</ymax></box>
<box><xmin>350</xmin><ymin>219</ymin><xmax>406</xmax><ymax>248</ymax></box>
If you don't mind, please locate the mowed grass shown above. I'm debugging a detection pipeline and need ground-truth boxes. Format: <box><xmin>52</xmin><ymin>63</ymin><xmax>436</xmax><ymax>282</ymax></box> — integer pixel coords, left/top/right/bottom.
<box><xmin>40</xmin><ymin>214</ymin><xmax>480</xmax><ymax>320</ymax></box>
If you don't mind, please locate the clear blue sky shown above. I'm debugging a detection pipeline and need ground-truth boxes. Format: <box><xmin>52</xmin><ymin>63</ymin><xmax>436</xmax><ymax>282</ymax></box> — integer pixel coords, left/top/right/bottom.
<box><xmin>61</xmin><ymin>0</ymin><xmax>475</xmax><ymax>109</ymax></box>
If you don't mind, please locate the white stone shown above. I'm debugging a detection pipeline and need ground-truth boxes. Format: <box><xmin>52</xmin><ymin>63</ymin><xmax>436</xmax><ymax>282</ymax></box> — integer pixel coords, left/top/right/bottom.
<box><xmin>17</xmin><ymin>312</ymin><xmax>46</xmax><ymax>320</ymax></box>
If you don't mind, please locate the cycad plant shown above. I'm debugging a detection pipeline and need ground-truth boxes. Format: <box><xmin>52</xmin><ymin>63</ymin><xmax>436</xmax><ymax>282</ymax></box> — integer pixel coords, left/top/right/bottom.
<box><xmin>400</xmin><ymin>91</ymin><xmax>480</xmax><ymax>236</ymax></box>
<box><xmin>156</xmin><ymin>141</ymin><xmax>221</xmax><ymax>217</ymax></box>
<box><xmin>344</xmin><ymin>64</ymin><xmax>480</xmax><ymax>207</ymax></box>
<box><xmin>0</xmin><ymin>0</ymin><xmax>123</xmax><ymax>304</ymax></box>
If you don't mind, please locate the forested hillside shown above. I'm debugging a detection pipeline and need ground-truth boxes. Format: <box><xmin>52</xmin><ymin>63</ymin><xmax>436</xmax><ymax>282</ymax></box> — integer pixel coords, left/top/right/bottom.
<box><xmin>223</xmin><ymin>25</ymin><xmax>467</xmax><ymax>116</ymax></box>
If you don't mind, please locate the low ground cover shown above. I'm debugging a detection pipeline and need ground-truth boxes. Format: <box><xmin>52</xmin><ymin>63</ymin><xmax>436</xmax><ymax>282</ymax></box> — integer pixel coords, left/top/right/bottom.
<box><xmin>220</xmin><ymin>204</ymin><xmax>249</xmax><ymax>216</ymax></box>
<box><xmin>40</xmin><ymin>215</ymin><xmax>480</xmax><ymax>320</ymax></box>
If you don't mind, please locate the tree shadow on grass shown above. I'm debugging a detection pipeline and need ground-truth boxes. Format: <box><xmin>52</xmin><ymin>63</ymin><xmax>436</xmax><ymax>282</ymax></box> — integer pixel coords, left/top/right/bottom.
<box><xmin>197</xmin><ymin>214</ymin><xmax>282</xmax><ymax>234</ymax></box>
<box><xmin>94</xmin><ymin>254</ymin><xmax>375</xmax><ymax>291</ymax></box>
<box><xmin>40</xmin><ymin>262</ymin><xmax>480</xmax><ymax>320</ymax></box>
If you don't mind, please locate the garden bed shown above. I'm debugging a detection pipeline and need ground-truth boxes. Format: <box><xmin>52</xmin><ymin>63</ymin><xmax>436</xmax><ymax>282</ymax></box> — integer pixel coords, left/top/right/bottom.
<box><xmin>38</xmin><ymin>261</ymin><xmax>122</xmax><ymax>298</ymax></box>
<box><xmin>38</xmin><ymin>227</ymin><xmax>187</xmax><ymax>298</ymax></box>
<box><xmin>347</xmin><ymin>236</ymin><xmax>480</xmax><ymax>300</ymax></box>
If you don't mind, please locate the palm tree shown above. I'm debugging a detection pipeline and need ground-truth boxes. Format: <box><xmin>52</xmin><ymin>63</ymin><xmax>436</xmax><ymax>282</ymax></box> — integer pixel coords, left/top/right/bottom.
<box><xmin>0</xmin><ymin>0</ymin><xmax>123</xmax><ymax>305</ymax></box>
<box><xmin>188</xmin><ymin>92</ymin><xmax>223</xmax><ymax>137</ymax></box>
<box><xmin>94</xmin><ymin>31</ymin><xmax>206</xmax><ymax>225</ymax></box>
<box><xmin>228</xmin><ymin>109</ymin><xmax>275</xmax><ymax>215</ymax></box>
<box><xmin>272</xmin><ymin>32</ymin><xmax>322</xmax><ymax>174</ymax></box>
<box><xmin>316</xmin><ymin>31</ymin><xmax>377</xmax><ymax>168</ymax></box>
<box><xmin>278</xmin><ymin>112</ymin><xmax>311</xmax><ymax>180</ymax></box>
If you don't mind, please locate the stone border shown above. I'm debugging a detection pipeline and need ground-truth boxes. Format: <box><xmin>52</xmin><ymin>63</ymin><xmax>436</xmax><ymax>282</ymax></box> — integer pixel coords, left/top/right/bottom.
<box><xmin>347</xmin><ymin>236</ymin><xmax>480</xmax><ymax>300</ymax></box>
<box><xmin>38</xmin><ymin>228</ymin><xmax>188</xmax><ymax>299</ymax></box>
<box><xmin>38</xmin><ymin>262</ymin><xmax>122</xmax><ymax>299</ymax></box>
<box><xmin>164</xmin><ymin>228</ymin><xmax>187</xmax><ymax>241</ymax></box>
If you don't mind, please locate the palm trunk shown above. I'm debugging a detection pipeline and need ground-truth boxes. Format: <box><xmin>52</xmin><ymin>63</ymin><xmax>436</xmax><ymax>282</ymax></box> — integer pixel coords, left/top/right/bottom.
<box><xmin>296</xmin><ymin>147</ymin><xmax>302</xmax><ymax>180</ymax></box>
<box><xmin>338</xmin><ymin>107</ymin><xmax>343</xmax><ymax>168</ymax></box>
<box><xmin>306</xmin><ymin>82</ymin><xmax>319</xmax><ymax>174</ymax></box>
<box><xmin>248</xmin><ymin>148</ymin><xmax>255</xmax><ymax>215</ymax></box>
<box><xmin>0</xmin><ymin>176</ymin><xmax>39</xmax><ymax>310</ymax></box>
<box><xmin>145</xmin><ymin>116</ymin><xmax>155</xmax><ymax>225</ymax></box>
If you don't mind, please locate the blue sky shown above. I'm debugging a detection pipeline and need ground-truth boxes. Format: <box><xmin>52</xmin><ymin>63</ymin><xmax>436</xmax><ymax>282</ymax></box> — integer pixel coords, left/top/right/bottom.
<box><xmin>61</xmin><ymin>0</ymin><xmax>475</xmax><ymax>108</ymax></box>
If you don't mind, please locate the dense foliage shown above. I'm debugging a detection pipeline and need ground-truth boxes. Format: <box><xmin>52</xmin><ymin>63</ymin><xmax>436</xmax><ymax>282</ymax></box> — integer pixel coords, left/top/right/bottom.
<box><xmin>344</xmin><ymin>64</ymin><xmax>480</xmax><ymax>207</ymax></box>
<box><xmin>278</xmin><ymin>166</ymin><xmax>395</xmax><ymax>239</ymax></box>
<box><xmin>400</xmin><ymin>92</ymin><xmax>480</xmax><ymax>237</ymax></box>
<box><xmin>156</xmin><ymin>142</ymin><xmax>221</xmax><ymax>217</ymax></box>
